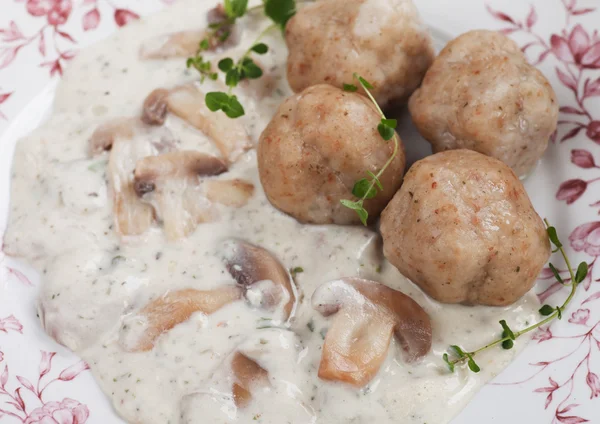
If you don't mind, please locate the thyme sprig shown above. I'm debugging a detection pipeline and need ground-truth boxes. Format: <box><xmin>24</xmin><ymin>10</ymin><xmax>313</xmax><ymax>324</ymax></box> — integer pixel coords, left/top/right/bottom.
<box><xmin>187</xmin><ymin>0</ymin><xmax>296</xmax><ymax>118</ymax></box>
<box><xmin>442</xmin><ymin>220</ymin><xmax>589</xmax><ymax>373</ymax></box>
<box><xmin>340</xmin><ymin>74</ymin><xmax>400</xmax><ymax>225</ymax></box>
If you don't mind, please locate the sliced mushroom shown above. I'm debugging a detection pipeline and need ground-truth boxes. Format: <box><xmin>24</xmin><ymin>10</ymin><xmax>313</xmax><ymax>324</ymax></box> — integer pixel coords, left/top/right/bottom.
<box><xmin>133</xmin><ymin>151</ymin><xmax>227</xmax><ymax>240</ymax></box>
<box><xmin>89</xmin><ymin>117</ymin><xmax>136</xmax><ymax>156</ymax></box>
<box><xmin>230</xmin><ymin>352</ymin><xmax>270</xmax><ymax>408</ymax></box>
<box><xmin>141</xmin><ymin>88</ymin><xmax>169</xmax><ymax>126</ymax></box>
<box><xmin>205</xmin><ymin>179</ymin><xmax>255</xmax><ymax>207</ymax></box>
<box><xmin>167</xmin><ymin>84</ymin><xmax>251</xmax><ymax>163</ymax></box>
<box><xmin>108</xmin><ymin>128</ymin><xmax>157</xmax><ymax>236</ymax></box>
<box><xmin>129</xmin><ymin>286</ymin><xmax>243</xmax><ymax>352</ymax></box>
<box><xmin>220</xmin><ymin>240</ymin><xmax>296</xmax><ymax>320</ymax></box>
<box><xmin>312</xmin><ymin>278</ymin><xmax>432</xmax><ymax>387</ymax></box>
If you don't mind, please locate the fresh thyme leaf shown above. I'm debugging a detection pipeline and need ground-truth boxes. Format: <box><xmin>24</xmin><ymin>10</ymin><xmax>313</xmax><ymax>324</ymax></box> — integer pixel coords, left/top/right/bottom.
<box><xmin>466</xmin><ymin>355</ymin><xmax>480</xmax><ymax>373</ymax></box>
<box><xmin>224</xmin><ymin>0</ymin><xmax>248</xmax><ymax>19</ymax></box>
<box><xmin>381</xmin><ymin>118</ymin><xmax>397</xmax><ymax>129</ymax></box>
<box><xmin>199</xmin><ymin>39</ymin><xmax>210</xmax><ymax>50</ymax></box>
<box><xmin>539</xmin><ymin>304</ymin><xmax>555</xmax><ymax>316</ymax></box>
<box><xmin>241</xmin><ymin>58</ymin><xmax>263</xmax><ymax>79</ymax></box>
<box><xmin>548</xmin><ymin>263</ymin><xmax>564</xmax><ymax>284</ymax></box>
<box><xmin>222</xmin><ymin>95</ymin><xmax>245</xmax><ymax>118</ymax></box>
<box><xmin>574</xmin><ymin>262</ymin><xmax>588</xmax><ymax>284</ymax></box>
<box><xmin>377</xmin><ymin>122</ymin><xmax>395</xmax><ymax>141</ymax></box>
<box><xmin>251</xmin><ymin>43</ymin><xmax>269</xmax><ymax>54</ymax></box>
<box><xmin>340</xmin><ymin>199</ymin><xmax>363</xmax><ymax>211</ymax></box>
<box><xmin>356</xmin><ymin>208</ymin><xmax>368</xmax><ymax>226</ymax></box>
<box><xmin>366</xmin><ymin>171</ymin><xmax>383</xmax><ymax>190</ymax></box>
<box><xmin>450</xmin><ymin>345</ymin><xmax>466</xmax><ymax>358</ymax></box>
<box><xmin>546</xmin><ymin>226</ymin><xmax>562</xmax><ymax>249</ymax></box>
<box><xmin>264</xmin><ymin>0</ymin><xmax>296</xmax><ymax>28</ymax></box>
<box><xmin>290</xmin><ymin>266</ymin><xmax>304</xmax><ymax>277</ymax></box>
<box><xmin>352</xmin><ymin>179</ymin><xmax>377</xmax><ymax>199</ymax></box>
<box><xmin>343</xmin><ymin>83</ymin><xmax>358</xmax><ymax>92</ymax></box>
<box><xmin>357</xmin><ymin>75</ymin><xmax>374</xmax><ymax>89</ymax></box>
<box><xmin>218</xmin><ymin>58</ymin><xmax>234</xmax><ymax>72</ymax></box>
<box><xmin>501</xmin><ymin>339</ymin><xmax>514</xmax><ymax>350</ymax></box>
<box><xmin>205</xmin><ymin>91</ymin><xmax>230</xmax><ymax>112</ymax></box>
<box><xmin>442</xmin><ymin>353</ymin><xmax>455</xmax><ymax>373</ymax></box>
<box><xmin>226</xmin><ymin>68</ymin><xmax>241</xmax><ymax>87</ymax></box>
<box><xmin>499</xmin><ymin>320</ymin><xmax>515</xmax><ymax>340</ymax></box>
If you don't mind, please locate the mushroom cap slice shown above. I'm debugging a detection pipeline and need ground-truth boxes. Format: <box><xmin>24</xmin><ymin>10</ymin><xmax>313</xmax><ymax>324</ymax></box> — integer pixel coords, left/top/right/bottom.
<box><xmin>140</xmin><ymin>30</ymin><xmax>208</xmax><ymax>59</ymax></box>
<box><xmin>89</xmin><ymin>117</ymin><xmax>136</xmax><ymax>157</ymax></box>
<box><xmin>130</xmin><ymin>286</ymin><xmax>243</xmax><ymax>352</ymax></box>
<box><xmin>167</xmin><ymin>84</ymin><xmax>251</xmax><ymax>163</ymax></box>
<box><xmin>230</xmin><ymin>352</ymin><xmax>270</xmax><ymax>408</ymax></box>
<box><xmin>205</xmin><ymin>179</ymin><xmax>255</xmax><ymax>208</ymax></box>
<box><xmin>312</xmin><ymin>278</ymin><xmax>432</xmax><ymax>387</ymax></box>
<box><xmin>220</xmin><ymin>240</ymin><xmax>296</xmax><ymax>320</ymax></box>
<box><xmin>133</xmin><ymin>151</ymin><xmax>227</xmax><ymax>240</ymax></box>
<box><xmin>141</xmin><ymin>88</ymin><xmax>170</xmax><ymax>126</ymax></box>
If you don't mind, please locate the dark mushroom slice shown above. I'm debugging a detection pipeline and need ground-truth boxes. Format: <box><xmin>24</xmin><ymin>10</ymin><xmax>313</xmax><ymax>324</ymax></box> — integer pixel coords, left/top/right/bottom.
<box><xmin>166</xmin><ymin>84</ymin><xmax>252</xmax><ymax>164</ymax></box>
<box><xmin>312</xmin><ymin>278</ymin><xmax>432</xmax><ymax>387</ymax></box>
<box><xmin>128</xmin><ymin>286</ymin><xmax>243</xmax><ymax>352</ymax></box>
<box><xmin>220</xmin><ymin>240</ymin><xmax>296</xmax><ymax>320</ymax></box>
<box><xmin>230</xmin><ymin>352</ymin><xmax>270</xmax><ymax>408</ymax></box>
<box><xmin>133</xmin><ymin>151</ymin><xmax>227</xmax><ymax>240</ymax></box>
<box><xmin>141</xmin><ymin>88</ymin><xmax>169</xmax><ymax>126</ymax></box>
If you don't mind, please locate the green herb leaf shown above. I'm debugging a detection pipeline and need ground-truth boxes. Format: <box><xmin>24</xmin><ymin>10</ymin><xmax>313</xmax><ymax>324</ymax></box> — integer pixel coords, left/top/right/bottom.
<box><xmin>357</xmin><ymin>75</ymin><xmax>374</xmax><ymax>89</ymax></box>
<box><xmin>548</xmin><ymin>263</ymin><xmax>564</xmax><ymax>284</ymax></box>
<box><xmin>499</xmin><ymin>320</ymin><xmax>515</xmax><ymax>340</ymax></box>
<box><xmin>205</xmin><ymin>91</ymin><xmax>230</xmax><ymax>112</ymax></box>
<box><xmin>290</xmin><ymin>266</ymin><xmax>304</xmax><ymax>278</ymax></box>
<box><xmin>466</xmin><ymin>355</ymin><xmax>481</xmax><ymax>373</ymax></box>
<box><xmin>226</xmin><ymin>68</ymin><xmax>241</xmax><ymax>87</ymax></box>
<box><xmin>222</xmin><ymin>95</ymin><xmax>245</xmax><ymax>118</ymax></box>
<box><xmin>218</xmin><ymin>58</ymin><xmax>234</xmax><ymax>72</ymax></box>
<box><xmin>377</xmin><ymin>122</ymin><xmax>395</xmax><ymax>141</ymax></box>
<box><xmin>381</xmin><ymin>118</ymin><xmax>397</xmax><ymax>129</ymax></box>
<box><xmin>366</xmin><ymin>171</ymin><xmax>383</xmax><ymax>190</ymax></box>
<box><xmin>356</xmin><ymin>208</ymin><xmax>368</xmax><ymax>226</ymax></box>
<box><xmin>442</xmin><ymin>353</ymin><xmax>455</xmax><ymax>373</ymax></box>
<box><xmin>199</xmin><ymin>39</ymin><xmax>210</xmax><ymax>50</ymax></box>
<box><xmin>547</xmin><ymin>226</ymin><xmax>562</xmax><ymax>249</ymax></box>
<box><xmin>343</xmin><ymin>83</ymin><xmax>358</xmax><ymax>92</ymax></box>
<box><xmin>241</xmin><ymin>59</ymin><xmax>263</xmax><ymax>79</ymax></box>
<box><xmin>224</xmin><ymin>0</ymin><xmax>248</xmax><ymax>18</ymax></box>
<box><xmin>264</xmin><ymin>0</ymin><xmax>296</xmax><ymax>28</ymax></box>
<box><xmin>502</xmin><ymin>339</ymin><xmax>514</xmax><ymax>350</ymax></box>
<box><xmin>352</xmin><ymin>179</ymin><xmax>377</xmax><ymax>199</ymax></box>
<box><xmin>574</xmin><ymin>262</ymin><xmax>588</xmax><ymax>285</ymax></box>
<box><xmin>251</xmin><ymin>43</ymin><xmax>269</xmax><ymax>54</ymax></box>
<box><xmin>539</xmin><ymin>304</ymin><xmax>555</xmax><ymax>316</ymax></box>
<box><xmin>340</xmin><ymin>199</ymin><xmax>362</xmax><ymax>210</ymax></box>
<box><xmin>450</xmin><ymin>345</ymin><xmax>466</xmax><ymax>358</ymax></box>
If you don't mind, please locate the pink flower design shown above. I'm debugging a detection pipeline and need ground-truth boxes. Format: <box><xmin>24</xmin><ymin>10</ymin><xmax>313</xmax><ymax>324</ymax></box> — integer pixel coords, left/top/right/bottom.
<box><xmin>587</xmin><ymin>121</ymin><xmax>600</xmax><ymax>144</ymax></box>
<box><xmin>0</xmin><ymin>352</ymin><xmax>3</xmax><ymax>362</ymax></box>
<box><xmin>586</xmin><ymin>372</ymin><xmax>600</xmax><ymax>398</ymax></box>
<box><xmin>571</xmin><ymin>149</ymin><xmax>597</xmax><ymax>168</ymax></box>
<box><xmin>556</xmin><ymin>179</ymin><xmax>588</xmax><ymax>204</ymax></box>
<box><xmin>26</xmin><ymin>0</ymin><xmax>73</xmax><ymax>26</ymax></box>
<box><xmin>24</xmin><ymin>398</ymin><xmax>89</xmax><ymax>424</ymax></box>
<box><xmin>532</xmin><ymin>327</ymin><xmax>553</xmax><ymax>343</ymax></box>
<box><xmin>550</xmin><ymin>24</ymin><xmax>600</xmax><ymax>69</ymax></box>
<box><xmin>114</xmin><ymin>9</ymin><xmax>139</xmax><ymax>27</ymax></box>
<box><xmin>0</xmin><ymin>315</ymin><xmax>23</xmax><ymax>334</ymax></box>
<box><xmin>570</xmin><ymin>221</ymin><xmax>600</xmax><ymax>256</ymax></box>
<box><xmin>568</xmin><ymin>309</ymin><xmax>590</xmax><ymax>325</ymax></box>
<box><xmin>0</xmin><ymin>91</ymin><xmax>12</xmax><ymax>120</ymax></box>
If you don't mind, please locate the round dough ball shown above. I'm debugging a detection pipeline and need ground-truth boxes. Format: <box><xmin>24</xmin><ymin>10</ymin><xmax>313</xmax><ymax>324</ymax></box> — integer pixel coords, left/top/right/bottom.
<box><xmin>380</xmin><ymin>149</ymin><xmax>550</xmax><ymax>306</ymax></box>
<box><xmin>409</xmin><ymin>30</ymin><xmax>558</xmax><ymax>178</ymax></box>
<box><xmin>285</xmin><ymin>0</ymin><xmax>435</xmax><ymax>108</ymax></box>
<box><xmin>258</xmin><ymin>84</ymin><xmax>405</xmax><ymax>225</ymax></box>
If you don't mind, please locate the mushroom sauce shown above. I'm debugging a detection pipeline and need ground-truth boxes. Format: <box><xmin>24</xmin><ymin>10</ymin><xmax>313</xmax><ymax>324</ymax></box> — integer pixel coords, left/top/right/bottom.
<box><xmin>3</xmin><ymin>0</ymin><xmax>541</xmax><ymax>423</ymax></box>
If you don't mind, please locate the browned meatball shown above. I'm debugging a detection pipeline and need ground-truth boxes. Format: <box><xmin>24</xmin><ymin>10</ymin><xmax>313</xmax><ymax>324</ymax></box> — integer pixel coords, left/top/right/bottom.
<box><xmin>409</xmin><ymin>30</ymin><xmax>558</xmax><ymax>178</ymax></box>
<box><xmin>285</xmin><ymin>0</ymin><xmax>435</xmax><ymax>108</ymax></box>
<box><xmin>258</xmin><ymin>84</ymin><xmax>406</xmax><ymax>225</ymax></box>
<box><xmin>380</xmin><ymin>150</ymin><xmax>550</xmax><ymax>306</ymax></box>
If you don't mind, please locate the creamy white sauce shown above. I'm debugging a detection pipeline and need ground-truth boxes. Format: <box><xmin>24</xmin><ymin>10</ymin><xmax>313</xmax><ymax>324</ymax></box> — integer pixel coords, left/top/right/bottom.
<box><xmin>3</xmin><ymin>1</ymin><xmax>541</xmax><ymax>423</ymax></box>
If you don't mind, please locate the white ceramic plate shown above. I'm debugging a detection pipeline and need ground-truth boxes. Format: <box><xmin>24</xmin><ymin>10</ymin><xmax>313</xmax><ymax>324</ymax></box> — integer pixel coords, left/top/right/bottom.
<box><xmin>1</xmin><ymin>1</ymin><xmax>600</xmax><ymax>423</ymax></box>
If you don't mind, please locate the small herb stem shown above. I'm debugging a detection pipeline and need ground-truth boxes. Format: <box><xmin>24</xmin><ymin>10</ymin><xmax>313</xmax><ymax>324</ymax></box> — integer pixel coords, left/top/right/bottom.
<box><xmin>447</xmin><ymin>220</ymin><xmax>581</xmax><ymax>369</ymax></box>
